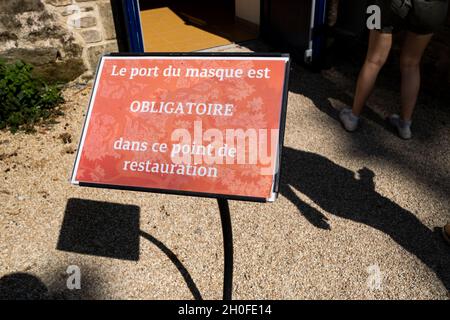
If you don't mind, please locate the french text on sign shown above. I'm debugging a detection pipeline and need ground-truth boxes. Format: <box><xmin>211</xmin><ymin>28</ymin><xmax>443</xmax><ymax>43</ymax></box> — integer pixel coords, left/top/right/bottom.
<box><xmin>110</xmin><ymin>64</ymin><xmax>271</xmax><ymax>81</ymax></box>
<box><xmin>129</xmin><ymin>101</ymin><xmax>234</xmax><ymax>116</ymax></box>
<box><xmin>71</xmin><ymin>54</ymin><xmax>290</xmax><ymax>202</ymax></box>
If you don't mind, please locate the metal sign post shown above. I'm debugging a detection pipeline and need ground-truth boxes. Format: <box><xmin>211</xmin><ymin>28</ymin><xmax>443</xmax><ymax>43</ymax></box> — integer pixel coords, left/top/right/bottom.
<box><xmin>218</xmin><ymin>198</ymin><xmax>233</xmax><ymax>300</ymax></box>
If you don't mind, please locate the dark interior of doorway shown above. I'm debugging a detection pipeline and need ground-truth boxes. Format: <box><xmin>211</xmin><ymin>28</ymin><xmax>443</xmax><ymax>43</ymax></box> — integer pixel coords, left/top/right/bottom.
<box><xmin>139</xmin><ymin>0</ymin><xmax>236</xmax><ymax>25</ymax></box>
<box><xmin>328</xmin><ymin>0</ymin><xmax>407</xmax><ymax>77</ymax></box>
<box><xmin>138</xmin><ymin>0</ymin><xmax>259</xmax><ymax>52</ymax></box>
<box><xmin>321</xmin><ymin>0</ymin><xmax>371</xmax><ymax>70</ymax></box>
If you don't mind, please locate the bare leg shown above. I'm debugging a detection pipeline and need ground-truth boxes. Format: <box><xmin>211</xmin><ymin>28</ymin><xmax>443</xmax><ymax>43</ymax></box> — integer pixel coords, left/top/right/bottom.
<box><xmin>399</xmin><ymin>32</ymin><xmax>433</xmax><ymax>121</ymax></box>
<box><xmin>352</xmin><ymin>30</ymin><xmax>392</xmax><ymax>116</ymax></box>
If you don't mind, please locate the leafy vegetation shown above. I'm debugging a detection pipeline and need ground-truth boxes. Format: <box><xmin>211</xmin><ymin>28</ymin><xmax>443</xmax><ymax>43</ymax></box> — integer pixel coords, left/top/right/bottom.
<box><xmin>0</xmin><ymin>60</ymin><xmax>64</xmax><ymax>133</ymax></box>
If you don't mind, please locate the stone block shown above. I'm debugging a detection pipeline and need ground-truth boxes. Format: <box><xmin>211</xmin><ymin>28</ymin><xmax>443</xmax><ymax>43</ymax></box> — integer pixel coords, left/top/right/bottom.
<box><xmin>46</xmin><ymin>0</ymin><xmax>72</xmax><ymax>7</ymax></box>
<box><xmin>86</xmin><ymin>41</ymin><xmax>117</xmax><ymax>70</ymax></box>
<box><xmin>69</xmin><ymin>15</ymin><xmax>96</xmax><ymax>28</ymax></box>
<box><xmin>0</xmin><ymin>0</ymin><xmax>44</xmax><ymax>13</ymax></box>
<box><xmin>1</xmin><ymin>47</ymin><xmax>58</xmax><ymax>66</ymax></box>
<box><xmin>80</xmin><ymin>29</ymin><xmax>102</xmax><ymax>43</ymax></box>
<box><xmin>34</xmin><ymin>58</ymin><xmax>87</xmax><ymax>82</ymax></box>
<box><xmin>97</xmin><ymin>1</ymin><xmax>116</xmax><ymax>40</ymax></box>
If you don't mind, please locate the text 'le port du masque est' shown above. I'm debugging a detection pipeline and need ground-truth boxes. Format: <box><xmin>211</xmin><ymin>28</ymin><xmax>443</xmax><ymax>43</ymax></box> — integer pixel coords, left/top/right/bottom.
<box><xmin>111</xmin><ymin>64</ymin><xmax>272</xmax><ymax>81</ymax></box>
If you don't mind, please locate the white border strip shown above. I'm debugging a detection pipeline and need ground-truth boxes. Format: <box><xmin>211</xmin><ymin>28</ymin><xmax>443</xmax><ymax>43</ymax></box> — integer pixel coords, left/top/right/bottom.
<box><xmin>70</xmin><ymin>57</ymin><xmax>106</xmax><ymax>184</ymax></box>
<box><xmin>103</xmin><ymin>56</ymin><xmax>290</xmax><ymax>62</ymax></box>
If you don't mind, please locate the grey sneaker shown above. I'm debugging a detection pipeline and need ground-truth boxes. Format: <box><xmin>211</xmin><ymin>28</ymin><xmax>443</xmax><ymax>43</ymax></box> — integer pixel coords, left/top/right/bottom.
<box><xmin>339</xmin><ymin>108</ymin><xmax>359</xmax><ymax>132</ymax></box>
<box><xmin>389</xmin><ymin>114</ymin><xmax>412</xmax><ymax>140</ymax></box>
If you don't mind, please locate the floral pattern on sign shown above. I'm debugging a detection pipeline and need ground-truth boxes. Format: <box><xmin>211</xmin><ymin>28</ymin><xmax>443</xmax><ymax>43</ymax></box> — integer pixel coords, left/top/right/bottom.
<box><xmin>74</xmin><ymin>57</ymin><xmax>288</xmax><ymax>199</ymax></box>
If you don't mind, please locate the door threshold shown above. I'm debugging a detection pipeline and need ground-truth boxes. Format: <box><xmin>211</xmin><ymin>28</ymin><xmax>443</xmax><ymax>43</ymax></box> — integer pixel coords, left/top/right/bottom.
<box><xmin>197</xmin><ymin>43</ymin><xmax>242</xmax><ymax>52</ymax></box>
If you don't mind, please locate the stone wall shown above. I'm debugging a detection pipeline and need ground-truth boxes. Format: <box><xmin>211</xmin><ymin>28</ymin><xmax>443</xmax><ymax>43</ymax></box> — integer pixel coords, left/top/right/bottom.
<box><xmin>0</xmin><ymin>0</ymin><xmax>118</xmax><ymax>83</ymax></box>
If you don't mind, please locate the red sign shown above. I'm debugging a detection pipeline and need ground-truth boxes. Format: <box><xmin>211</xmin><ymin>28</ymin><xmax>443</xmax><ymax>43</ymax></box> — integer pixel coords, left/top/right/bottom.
<box><xmin>71</xmin><ymin>54</ymin><xmax>290</xmax><ymax>201</ymax></box>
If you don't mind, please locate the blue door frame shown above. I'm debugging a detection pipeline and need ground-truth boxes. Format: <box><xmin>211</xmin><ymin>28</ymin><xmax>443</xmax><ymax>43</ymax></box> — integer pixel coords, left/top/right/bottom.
<box><xmin>123</xmin><ymin>0</ymin><xmax>144</xmax><ymax>53</ymax></box>
<box><xmin>312</xmin><ymin>0</ymin><xmax>328</xmax><ymax>63</ymax></box>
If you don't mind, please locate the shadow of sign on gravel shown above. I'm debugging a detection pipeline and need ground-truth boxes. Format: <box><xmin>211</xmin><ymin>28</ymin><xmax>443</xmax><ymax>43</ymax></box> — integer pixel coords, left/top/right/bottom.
<box><xmin>57</xmin><ymin>198</ymin><xmax>203</xmax><ymax>299</ymax></box>
<box><xmin>57</xmin><ymin>198</ymin><xmax>140</xmax><ymax>261</ymax></box>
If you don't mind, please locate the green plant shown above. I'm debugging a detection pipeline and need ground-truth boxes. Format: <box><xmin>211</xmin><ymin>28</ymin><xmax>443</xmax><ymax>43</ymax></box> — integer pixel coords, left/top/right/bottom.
<box><xmin>0</xmin><ymin>60</ymin><xmax>64</xmax><ymax>133</ymax></box>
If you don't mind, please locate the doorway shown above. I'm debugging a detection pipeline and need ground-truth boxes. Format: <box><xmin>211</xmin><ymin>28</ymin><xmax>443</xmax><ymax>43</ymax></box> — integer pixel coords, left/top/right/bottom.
<box><xmin>138</xmin><ymin>0</ymin><xmax>259</xmax><ymax>52</ymax></box>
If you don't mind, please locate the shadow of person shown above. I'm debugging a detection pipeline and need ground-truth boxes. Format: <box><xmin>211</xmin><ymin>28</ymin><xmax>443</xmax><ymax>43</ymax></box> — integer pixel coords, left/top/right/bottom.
<box><xmin>280</xmin><ymin>146</ymin><xmax>450</xmax><ymax>292</ymax></box>
<box><xmin>0</xmin><ymin>273</ymin><xmax>48</xmax><ymax>300</ymax></box>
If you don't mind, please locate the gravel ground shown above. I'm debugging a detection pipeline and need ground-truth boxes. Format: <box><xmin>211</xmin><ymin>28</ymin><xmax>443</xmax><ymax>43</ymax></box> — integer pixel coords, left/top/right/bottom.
<box><xmin>0</xmin><ymin>42</ymin><xmax>449</xmax><ymax>300</ymax></box>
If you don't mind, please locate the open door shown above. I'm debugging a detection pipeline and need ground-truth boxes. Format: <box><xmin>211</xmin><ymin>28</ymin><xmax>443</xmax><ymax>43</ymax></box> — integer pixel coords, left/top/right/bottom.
<box><xmin>120</xmin><ymin>0</ymin><xmax>259</xmax><ymax>53</ymax></box>
<box><xmin>119</xmin><ymin>0</ymin><xmax>328</xmax><ymax>59</ymax></box>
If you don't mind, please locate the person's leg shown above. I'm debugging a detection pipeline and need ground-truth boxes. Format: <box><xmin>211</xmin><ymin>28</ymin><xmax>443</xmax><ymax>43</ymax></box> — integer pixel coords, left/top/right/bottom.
<box><xmin>399</xmin><ymin>32</ymin><xmax>433</xmax><ymax>121</ymax></box>
<box><xmin>340</xmin><ymin>30</ymin><xmax>392</xmax><ymax>131</ymax></box>
<box><xmin>352</xmin><ymin>30</ymin><xmax>393</xmax><ymax>116</ymax></box>
<box><xmin>388</xmin><ymin>32</ymin><xmax>433</xmax><ymax>139</ymax></box>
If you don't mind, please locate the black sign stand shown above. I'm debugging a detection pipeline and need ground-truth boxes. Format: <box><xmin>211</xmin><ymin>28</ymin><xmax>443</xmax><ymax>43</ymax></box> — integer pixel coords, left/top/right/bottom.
<box><xmin>217</xmin><ymin>198</ymin><xmax>233</xmax><ymax>300</ymax></box>
<box><xmin>71</xmin><ymin>52</ymin><xmax>291</xmax><ymax>301</ymax></box>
